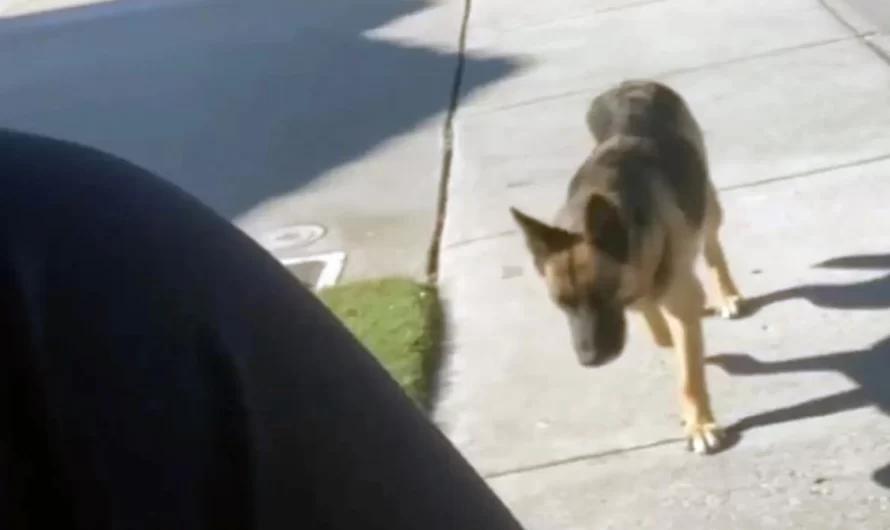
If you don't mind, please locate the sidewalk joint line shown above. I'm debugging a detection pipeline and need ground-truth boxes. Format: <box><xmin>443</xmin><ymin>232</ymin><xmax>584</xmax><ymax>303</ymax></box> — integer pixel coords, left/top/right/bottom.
<box><xmin>460</xmin><ymin>35</ymin><xmax>854</xmax><ymax>118</ymax></box>
<box><xmin>719</xmin><ymin>151</ymin><xmax>890</xmax><ymax>194</ymax></box>
<box><xmin>443</xmin><ymin>229</ymin><xmax>517</xmax><ymax>250</ymax></box>
<box><xmin>440</xmin><ymin>152</ymin><xmax>890</xmax><ymax>251</ymax></box>
<box><xmin>819</xmin><ymin>0</ymin><xmax>889</xmax><ymax>65</ymax></box>
<box><xmin>483</xmin><ymin>437</ymin><xmax>683</xmax><ymax>480</ymax></box>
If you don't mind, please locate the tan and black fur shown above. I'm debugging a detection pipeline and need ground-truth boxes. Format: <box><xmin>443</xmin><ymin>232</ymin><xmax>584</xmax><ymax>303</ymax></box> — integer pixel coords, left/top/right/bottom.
<box><xmin>510</xmin><ymin>80</ymin><xmax>743</xmax><ymax>454</ymax></box>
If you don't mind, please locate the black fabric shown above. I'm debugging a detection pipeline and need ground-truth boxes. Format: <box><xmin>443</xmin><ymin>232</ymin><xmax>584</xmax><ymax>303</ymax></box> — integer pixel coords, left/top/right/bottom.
<box><xmin>0</xmin><ymin>129</ymin><xmax>525</xmax><ymax>530</ymax></box>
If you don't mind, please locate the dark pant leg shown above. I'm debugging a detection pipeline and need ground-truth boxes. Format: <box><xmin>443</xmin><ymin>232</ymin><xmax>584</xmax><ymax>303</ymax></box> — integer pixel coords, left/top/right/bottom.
<box><xmin>0</xmin><ymin>129</ymin><xmax>525</xmax><ymax>530</ymax></box>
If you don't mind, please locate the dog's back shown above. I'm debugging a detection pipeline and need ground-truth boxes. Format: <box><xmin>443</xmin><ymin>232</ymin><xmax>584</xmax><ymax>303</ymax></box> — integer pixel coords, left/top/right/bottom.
<box><xmin>585</xmin><ymin>80</ymin><xmax>705</xmax><ymax>157</ymax></box>
<box><xmin>565</xmin><ymin>80</ymin><xmax>710</xmax><ymax>236</ymax></box>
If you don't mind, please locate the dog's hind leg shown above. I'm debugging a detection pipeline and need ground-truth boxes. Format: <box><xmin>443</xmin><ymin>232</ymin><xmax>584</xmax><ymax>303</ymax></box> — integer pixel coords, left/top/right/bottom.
<box><xmin>660</xmin><ymin>273</ymin><xmax>723</xmax><ymax>455</ymax></box>
<box><xmin>703</xmin><ymin>190</ymin><xmax>743</xmax><ymax>319</ymax></box>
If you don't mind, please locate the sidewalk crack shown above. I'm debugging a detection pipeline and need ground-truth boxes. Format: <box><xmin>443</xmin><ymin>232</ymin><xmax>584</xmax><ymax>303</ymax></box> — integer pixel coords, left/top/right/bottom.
<box><xmin>483</xmin><ymin>437</ymin><xmax>683</xmax><ymax>480</ymax></box>
<box><xmin>426</xmin><ymin>0</ymin><xmax>473</xmax><ymax>282</ymax></box>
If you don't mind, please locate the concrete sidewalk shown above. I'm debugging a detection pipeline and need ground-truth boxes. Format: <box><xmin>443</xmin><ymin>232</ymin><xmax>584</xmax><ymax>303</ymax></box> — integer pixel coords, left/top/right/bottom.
<box><xmin>434</xmin><ymin>0</ymin><xmax>890</xmax><ymax>526</ymax></box>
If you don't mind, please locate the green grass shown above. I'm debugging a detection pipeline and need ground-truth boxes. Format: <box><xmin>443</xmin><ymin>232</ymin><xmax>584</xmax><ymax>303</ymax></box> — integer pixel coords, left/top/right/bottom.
<box><xmin>317</xmin><ymin>277</ymin><xmax>443</xmax><ymax>408</ymax></box>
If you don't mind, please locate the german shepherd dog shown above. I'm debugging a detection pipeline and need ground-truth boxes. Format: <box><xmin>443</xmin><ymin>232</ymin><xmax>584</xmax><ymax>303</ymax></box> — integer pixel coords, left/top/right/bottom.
<box><xmin>510</xmin><ymin>80</ymin><xmax>743</xmax><ymax>454</ymax></box>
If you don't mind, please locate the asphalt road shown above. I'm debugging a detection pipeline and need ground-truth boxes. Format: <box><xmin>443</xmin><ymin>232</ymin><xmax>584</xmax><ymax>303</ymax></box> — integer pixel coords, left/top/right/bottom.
<box><xmin>0</xmin><ymin>0</ymin><xmax>519</xmax><ymax>281</ymax></box>
<box><xmin>0</xmin><ymin>0</ymin><xmax>430</xmax><ymax>219</ymax></box>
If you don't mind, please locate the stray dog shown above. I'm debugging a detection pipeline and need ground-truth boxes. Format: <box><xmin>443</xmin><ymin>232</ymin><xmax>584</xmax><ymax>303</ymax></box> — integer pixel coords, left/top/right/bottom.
<box><xmin>509</xmin><ymin>80</ymin><xmax>744</xmax><ymax>454</ymax></box>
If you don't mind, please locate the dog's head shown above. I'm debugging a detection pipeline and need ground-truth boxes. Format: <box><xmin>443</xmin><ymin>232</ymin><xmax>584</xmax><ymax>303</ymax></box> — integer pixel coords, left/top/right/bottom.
<box><xmin>510</xmin><ymin>194</ymin><xmax>639</xmax><ymax>367</ymax></box>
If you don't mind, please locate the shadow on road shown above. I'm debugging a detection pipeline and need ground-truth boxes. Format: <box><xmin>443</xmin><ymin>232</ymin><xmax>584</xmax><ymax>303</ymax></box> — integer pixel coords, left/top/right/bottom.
<box><xmin>0</xmin><ymin>0</ymin><xmax>521</xmax><ymax>218</ymax></box>
<box><xmin>708</xmin><ymin>253</ymin><xmax>890</xmax><ymax>488</ymax></box>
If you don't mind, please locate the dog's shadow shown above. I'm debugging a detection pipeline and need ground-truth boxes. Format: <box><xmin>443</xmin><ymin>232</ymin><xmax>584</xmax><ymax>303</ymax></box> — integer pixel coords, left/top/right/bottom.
<box><xmin>744</xmin><ymin>253</ymin><xmax>890</xmax><ymax>313</ymax></box>
<box><xmin>708</xmin><ymin>253</ymin><xmax>890</xmax><ymax>486</ymax></box>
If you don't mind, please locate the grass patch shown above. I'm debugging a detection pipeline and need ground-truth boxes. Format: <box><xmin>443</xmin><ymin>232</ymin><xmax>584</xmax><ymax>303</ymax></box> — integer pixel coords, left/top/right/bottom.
<box><xmin>317</xmin><ymin>277</ymin><xmax>443</xmax><ymax>408</ymax></box>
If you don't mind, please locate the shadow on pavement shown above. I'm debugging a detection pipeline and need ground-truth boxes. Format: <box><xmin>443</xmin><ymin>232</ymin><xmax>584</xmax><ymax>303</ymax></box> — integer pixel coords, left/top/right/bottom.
<box><xmin>0</xmin><ymin>0</ymin><xmax>521</xmax><ymax>219</ymax></box>
<box><xmin>708</xmin><ymin>253</ymin><xmax>890</xmax><ymax>488</ymax></box>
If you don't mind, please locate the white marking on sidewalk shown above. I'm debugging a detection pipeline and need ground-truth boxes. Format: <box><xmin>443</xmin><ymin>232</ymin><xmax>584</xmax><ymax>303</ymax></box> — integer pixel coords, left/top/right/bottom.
<box><xmin>280</xmin><ymin>251</ymin><xmax>347</xmax><ymax>291</ymax></box>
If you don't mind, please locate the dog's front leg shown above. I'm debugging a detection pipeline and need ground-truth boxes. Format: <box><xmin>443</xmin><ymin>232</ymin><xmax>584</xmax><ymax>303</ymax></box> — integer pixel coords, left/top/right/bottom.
<box><xmin>661</xmin><ymin>274</ymin><xmax>724</xmax><ymax>454</ymax></box>
<box><xmin>638</xmin><ymin>299</ymin><xmax>672</xmax><ymax>348</ymax></box>
<box><xmin>704</xmin><ymin>231</ymin><xmax>743</xmax><ymax>319</ymax></box>
<box><xmin>703</xmin><ymin>191</ymin><xmax>744</xmax><ymax>319</ymax></box>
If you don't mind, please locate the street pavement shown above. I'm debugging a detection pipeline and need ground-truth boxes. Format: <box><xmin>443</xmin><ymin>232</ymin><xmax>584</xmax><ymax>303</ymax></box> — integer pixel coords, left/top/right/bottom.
<box><xmin>434</xmin><ymin>0</ymin><xmax>890</xmax><ymax>527</ymax></box>
<box><xmin>0</xmin><ymin>0</ymin><xmax>518</xmax><ymax>284</ymax></box>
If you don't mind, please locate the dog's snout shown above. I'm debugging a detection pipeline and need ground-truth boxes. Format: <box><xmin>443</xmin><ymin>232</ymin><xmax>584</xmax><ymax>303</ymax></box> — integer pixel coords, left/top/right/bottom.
<box><xmin>574</xmin><ymin>343</ymin><xmax>616</xmax><ymax>367</ymax></box>
<box><xmin>573</xmin><ymin>338</ymin><xmax>598</xmax><ymax>366</ymax></box>
<box><xmin>572</xmin><ymin>331</ymin><xmax>618</xmax><ymax>367</ymax></box>
<box><xmin>577</xmin><ymin>354</ymin><xmax>602</xmax><ymax>367</ymax></box>
<box><xmin>567</xmin><ymin>305</ymin><xmax>626</xmax><ymax>368</ymax></box>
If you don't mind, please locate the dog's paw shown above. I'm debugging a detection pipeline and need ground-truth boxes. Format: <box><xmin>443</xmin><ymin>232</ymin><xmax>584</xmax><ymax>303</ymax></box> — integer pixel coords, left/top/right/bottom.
<box><xmin>717</xmin><ymin>295</ymin><xmax>743</xmax><ymax>320</ymax></box>
<box><xmin>684</xmin><ymin>422</ymin><xmax>724</xmax><ymax>455</ymax></box>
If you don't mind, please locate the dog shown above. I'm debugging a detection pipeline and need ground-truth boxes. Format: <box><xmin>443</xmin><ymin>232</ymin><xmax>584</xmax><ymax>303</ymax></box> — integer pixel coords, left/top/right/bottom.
<box><xmin>509</xmin><ymin>79</ymin><xmax>744</xmax><ymax>455</ymax></box>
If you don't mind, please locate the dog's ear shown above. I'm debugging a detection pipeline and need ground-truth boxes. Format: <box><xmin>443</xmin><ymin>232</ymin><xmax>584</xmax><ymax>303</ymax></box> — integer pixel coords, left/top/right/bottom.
<box><xmin>510</xmin><ymin>207</ymin><xmax>577</xmax><ymax>273</ymax></box>
<box><xmin>583</xmin><ymin>194</ymin><xmax>629</xmax><ymax>263</ymax></box>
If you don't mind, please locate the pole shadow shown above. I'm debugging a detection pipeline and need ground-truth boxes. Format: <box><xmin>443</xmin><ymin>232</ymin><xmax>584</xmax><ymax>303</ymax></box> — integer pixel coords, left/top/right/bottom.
<box><xmin>707</xmin><ymin>253</ymin><xmax>890</xmax><ymax>487</ymax></box>
<box><xmin>0</xmin><ymin>0</ymin><xmax>522</xmax><ymax>219</ymax></box>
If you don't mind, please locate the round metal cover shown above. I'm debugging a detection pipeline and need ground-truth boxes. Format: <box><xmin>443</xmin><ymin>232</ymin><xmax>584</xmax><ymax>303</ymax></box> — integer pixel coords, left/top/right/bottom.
<box><xmin>261</xmin><ymin>224</ymin><xmax>326</xmax><ymax>251</ymax></box>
